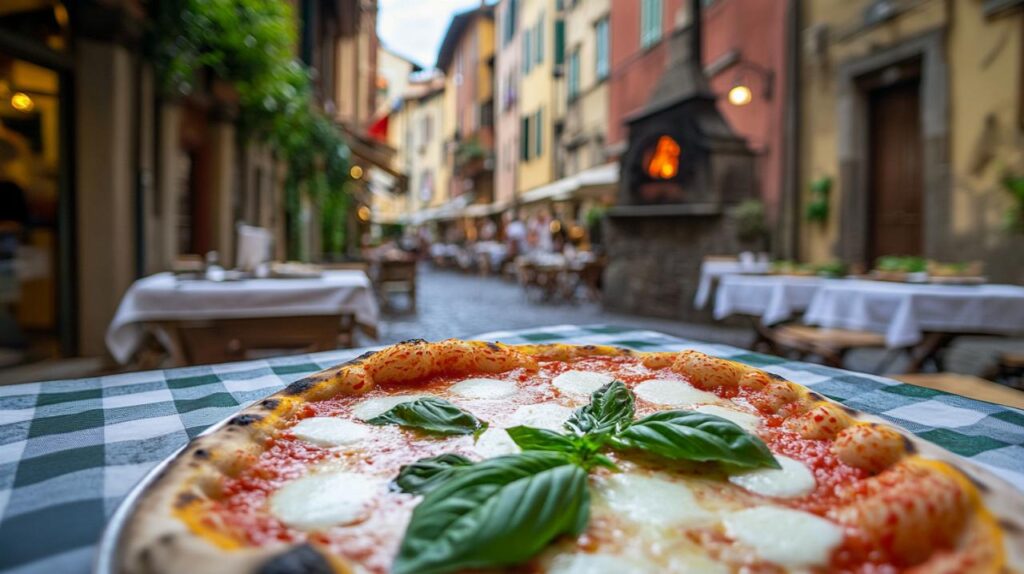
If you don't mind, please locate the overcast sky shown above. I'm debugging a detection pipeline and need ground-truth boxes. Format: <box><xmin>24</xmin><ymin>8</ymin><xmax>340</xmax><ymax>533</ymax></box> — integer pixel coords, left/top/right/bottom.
<box><xmin>378</xmin><ymin>0</ymin><xmax>485</xmax><ymax>69</ymax></box>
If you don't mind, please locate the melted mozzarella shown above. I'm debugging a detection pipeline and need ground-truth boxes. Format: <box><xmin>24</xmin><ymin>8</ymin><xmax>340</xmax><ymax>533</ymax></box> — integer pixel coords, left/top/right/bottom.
<box><xmin>472</xmin><ymin>428</ymin><xmax>520</xmax><ymax>458</ymax></box>
<box><xmin>728</xmin><ymin>456</ymin><xmax>816</xmax><ymax>499</ymax></box>
<box><xmin>449</xmin><ymin>377</ymin><xmax>518</xmax><ymax>399</ymax></box>
<box><xmin>723</xmin><ymin>506</ymin><xmax>844</xmax><ymax>569</ymax></box>
<box><xmin>547</xmin><ymin>552</ymin><xmax>653</xmax><ymax>574</ymax></box>
<box><xmin>552</xmin><ymin>370</ymin><xmax>615</xmax><ymax>397</ymax></box>
<box><xmin>290</xmin><ymin>417</ymin><xmax>369</xmax><ymax>447</ymax></box>
<box><xmin>693</xmin><ymin>405</ymin><xmax>761</xmax><ymax>432</ymax></box>
<box><xmin>634</xmin><ymin>379</ymin><xmax>721</xmax><ymax>407</ymax></box>
<box><xmin>509</xmin><ymin>402</ymin><xmax>574</xmax><ymax>431</ymax></box>
<box><xmin>269</xmin><ymin>471</ymin><xmax>379</xmax><ymax>529</ymax></box>
<box><xmin>351</xmin><ymin>394</ymin><xmax>428</xmax><ymax>420</ymax></box>
<box><xmin>596</xmin><ymin>472</ymin><xmax>717</xmax><ymax>528</ymax></box>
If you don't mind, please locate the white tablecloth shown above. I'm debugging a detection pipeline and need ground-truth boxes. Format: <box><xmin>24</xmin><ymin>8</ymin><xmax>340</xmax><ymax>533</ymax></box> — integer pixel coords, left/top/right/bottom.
<box><xmin>693</xmin><ymin>259</ymin><xmax>772</xmax><ymax>309</ymax></box>
<box><xmin>714</xmin><ymin>275</ymin><xmax>826</xmax><ymax>325</ymax></box>
<box><xmin>804</xmin><ymin>280</ymin><xmax>1024</xmax><ymax>347</ymax></box>
<box><xmin>106</xmin><ymin>271</ymin><xmax>380</xmax><ymax>364</ymax></box>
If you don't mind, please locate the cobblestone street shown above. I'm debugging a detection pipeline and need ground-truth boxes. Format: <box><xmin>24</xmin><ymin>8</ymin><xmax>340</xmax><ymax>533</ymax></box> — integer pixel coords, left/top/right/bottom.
<box><xmin>371</xmin><ymin>266</ymin><xmax>1024</xmax><ymax>378</ymax></box>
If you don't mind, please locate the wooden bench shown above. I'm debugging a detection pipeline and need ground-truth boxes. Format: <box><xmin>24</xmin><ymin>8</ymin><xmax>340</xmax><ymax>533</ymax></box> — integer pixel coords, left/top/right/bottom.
<box><xmin>769</xmin><ymin>325</ymin><xmax>888</xmax><ymax>368</ymax></box>
<box><xmin>892</xmin><ymin>373</ymin><xmax>1024</xmax><ymax>410</ymax></box>
<box><xmin>155</xmin><ymin>314</ymin><xmax>355</xmax><ymax>366</ymax></box>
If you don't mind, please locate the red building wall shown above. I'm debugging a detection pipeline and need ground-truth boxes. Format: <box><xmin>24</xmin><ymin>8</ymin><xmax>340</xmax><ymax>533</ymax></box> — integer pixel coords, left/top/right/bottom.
<box><xmin>608</xmin><ymin>0</ymin><xmax>788</xmax><ymax>218</ymax></box>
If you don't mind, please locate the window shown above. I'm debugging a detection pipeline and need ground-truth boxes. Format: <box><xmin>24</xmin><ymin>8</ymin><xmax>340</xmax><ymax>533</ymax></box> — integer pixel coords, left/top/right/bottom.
<box><xmin>641</xmin><ymin>0</ymin><xmax>663</xmax><ymax>49</ymax></box>
<box><xmin>567</xmin><ymin>49</ymin><xmax>580</xmax><ymax>101</ymax></box>
<box><xmin>535</xmin><ymin>14</ymin><xmax>544</xmax><ymax>66</ymax></box>
<box><xmin>522</xmin><ymin>28</ymin><xmax>531</xmax><ymax>74</ymax></box>
<box><xmin>595</xmin><ymin>16</ymin><xmax>609</xmax><ymax>80</ymax></box>
<box><xmin>521</xmin><ymin>115</ymin><xmax>531</xmax><ymax>161</ymax></box>
<box><xmin>503</xmin><ymin>0</ymin><xmax>518</xmax><ymax>45</ymax></box>
<box><xmin>554</xmin><ymin>19</ymin><xmax>565</xmax><ymax>65</ymax></box>
<box><xmin>534</xmin><ymin>108</ymin><xmax>543</xmax><ymax>157</ymax></box>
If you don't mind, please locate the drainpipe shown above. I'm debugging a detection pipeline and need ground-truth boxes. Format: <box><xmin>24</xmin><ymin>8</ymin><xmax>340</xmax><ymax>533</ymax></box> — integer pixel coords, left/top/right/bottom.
<box><xmin>779</xmin><ymin>0</ymin><xmax>801</xmax><ymax>260</ymax></box>
<box><xmin>690</xmin><ymin>0</ymin><xmax>702</xmax><ymax>64</ymax></box>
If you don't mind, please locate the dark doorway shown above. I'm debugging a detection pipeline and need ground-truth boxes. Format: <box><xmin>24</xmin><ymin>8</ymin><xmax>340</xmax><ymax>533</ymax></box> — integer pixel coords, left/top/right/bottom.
<box><xmin>866</xmin><ymin>68</ymin><xmax>923</xmax><ymax>261</ymax></box>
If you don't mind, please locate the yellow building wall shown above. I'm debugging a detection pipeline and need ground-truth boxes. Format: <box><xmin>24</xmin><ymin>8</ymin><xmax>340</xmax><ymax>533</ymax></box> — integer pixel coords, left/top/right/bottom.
<box><xmin>798</xmin><ymin>0</ymin><xmax>1022</xmax><ymax>267</ymax></box>
<box><xmin>477</xmin><ymin>18</ymin><xmax>496</xmax><ymax>105</ymax></box>
<box><xmin>564</xmin><ymin>0</ymin><xmax>610</xmax><ymax>174</ymax></box>
<box><xmin>518</xmin><ymin>0</ymin><xmax>558</xmax><ymax>194</ymax></box>
<box><xmin>439</xmin><ymin>72</ymin><xmax>457</xmax><ymax>207</ymax></box>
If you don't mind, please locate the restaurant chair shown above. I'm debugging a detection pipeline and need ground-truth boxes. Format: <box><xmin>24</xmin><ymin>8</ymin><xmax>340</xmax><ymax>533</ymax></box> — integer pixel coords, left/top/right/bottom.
<box><xmin>321</xmin><ymin>261</ymin><xmax>371</xmax><ymax>274</ymax></box>
<box><xmin>372</xmin><ymin>259</ymin><xmax>417</xmax><ymax>311</ymax></box>
<box><xmin>995</xmin><ymin>352</ymin><xmax>1024</xmax><ymax>388</ymax></box>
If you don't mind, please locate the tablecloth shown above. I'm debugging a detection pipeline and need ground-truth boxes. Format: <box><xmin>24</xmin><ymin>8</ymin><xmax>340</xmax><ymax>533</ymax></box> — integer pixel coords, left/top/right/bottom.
<box><xmin>2</xmin><ymin>324</ymin><xmax>1024</xmax><ymax>573</ymax></box>
<box><xmin>714</xmin><ymin>275</ymin><xmax>825</xmax><ymax>325</ymax></box>
<box><xmin>804</xmin><ymin>280</ymin><xmax>1024</xmax><ymax>347</ymax></box>
<box><xmin>105</xmin><ymin>271</ymin><xmax>380</xmax><ymax>364</ymax></box>
<box><xmin>693</xmin><ymin>259</ymin><xmax>772</xmax><ymax>309</ymax></box>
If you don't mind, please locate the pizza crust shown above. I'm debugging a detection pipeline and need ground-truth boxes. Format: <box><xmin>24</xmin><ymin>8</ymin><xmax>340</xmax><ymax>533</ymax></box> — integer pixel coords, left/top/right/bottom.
<box><xmin>114</xmin><ymin>340</ymin><xmax>1024</xmax><ymax>574</ymax></box>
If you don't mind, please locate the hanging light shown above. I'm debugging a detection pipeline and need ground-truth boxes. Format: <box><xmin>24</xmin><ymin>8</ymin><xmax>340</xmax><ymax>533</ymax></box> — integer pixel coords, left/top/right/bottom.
<box><xmin>357</xmin><ymin>205</ymin><xmax>371</xmax><ymax>222</ymax></box>
<box><xmin>350</xmin><ymin>165</ymin><xmax>364</xmax><ymax>179</ymax></box>
<box><xmin>727</xmin><ymin>84</ymin><xmax>753</xmax><ymax>106</ymax></box>
<box><xmin>11</xmin><ymin>92</ymin><xmax>34</xmax><ymax>112</ymax></box>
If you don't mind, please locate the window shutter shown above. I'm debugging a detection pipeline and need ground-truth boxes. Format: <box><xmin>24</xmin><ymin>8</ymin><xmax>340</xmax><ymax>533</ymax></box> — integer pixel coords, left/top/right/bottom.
<box><xmin>554</xmin><ymin>19</ymin><xmax>565</xmax><ymax>66</ymax></box>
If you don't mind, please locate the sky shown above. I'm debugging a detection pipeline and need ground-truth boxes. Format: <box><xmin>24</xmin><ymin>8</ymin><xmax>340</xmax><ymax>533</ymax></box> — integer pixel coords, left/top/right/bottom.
<box><xmin>378</xmin><ymin>0</ymin><xmax>485</xmax><ymax>69</ymax></box>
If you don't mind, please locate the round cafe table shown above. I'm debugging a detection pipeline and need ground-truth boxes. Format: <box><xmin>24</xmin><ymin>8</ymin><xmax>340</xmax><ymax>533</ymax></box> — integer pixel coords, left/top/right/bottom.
<box><xmin>714</xmin><ymin>274</ymin><xmax>826</xmax><ymax>326</ymax></box>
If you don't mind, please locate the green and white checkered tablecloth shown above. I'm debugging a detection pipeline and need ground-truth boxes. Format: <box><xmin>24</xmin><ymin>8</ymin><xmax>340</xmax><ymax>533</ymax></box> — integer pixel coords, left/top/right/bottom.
<box><xmin>2</xmin><ymin>325</ymin><xmax>1023</xmax><ymax>573</ymax></box>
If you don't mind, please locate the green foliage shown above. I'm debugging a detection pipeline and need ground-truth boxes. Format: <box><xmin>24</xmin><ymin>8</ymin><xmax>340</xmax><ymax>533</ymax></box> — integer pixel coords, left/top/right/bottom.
<box><xmin>1002</xmin><ymin>173</ymin><xmax>1024</xmax><ymax>233</ymax></box>
<box><xmin>150</xmin><ymin>0</ymin><xmax>353</xmax><ymax>258</ymax></box>
<box><xmin>734</xmin><ymin>199</ymin><xmax>767</xmax><ymax>244</ymax></box>
<box><xmin>875</xmin><ymin>255</ymin><xmax>927</xmax><ymax>273</ymax></box>
<box><xmin>806</xmin><ymin>176</ymin><xmax>831</xmax><ymax>223</ymax></box>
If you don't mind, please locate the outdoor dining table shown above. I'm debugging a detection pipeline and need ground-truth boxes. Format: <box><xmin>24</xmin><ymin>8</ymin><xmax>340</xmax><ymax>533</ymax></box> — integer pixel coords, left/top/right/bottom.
<box><xmin>105</xmin><ymin>270</ymin><xmax>380</xmax><ymax>365</ymax></box>
<box><xmin>1</xmin><ymin>324</ymin><xmax>1023</xmax><ymax>573</ymax></box>
<box><xmin>804</xmin><ymin>280</ymin><xmax>1024</xmax><ymax>370</ymax></box>
<box><xmin>693</xmin><ymin>257</ymin><xmax>772</xmax><ymax>310</ymax></box>
<box><xmin>713</xmin><ymin>274</ymin><xmax>826</xmax><ymax>326</ymax></box>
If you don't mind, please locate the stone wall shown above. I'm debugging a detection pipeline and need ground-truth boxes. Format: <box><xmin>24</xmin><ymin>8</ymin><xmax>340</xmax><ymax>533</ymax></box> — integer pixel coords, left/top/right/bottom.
<box><xmin>602</xmin><ymin>212</ymin><xmax>750</xmax><ymax>321</ymax></box>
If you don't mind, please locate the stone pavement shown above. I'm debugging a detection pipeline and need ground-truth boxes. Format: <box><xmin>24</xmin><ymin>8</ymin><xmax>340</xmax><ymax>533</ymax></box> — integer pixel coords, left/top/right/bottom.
<box><xmin>370</xmin><ymin>266</ymin><xmax>1024</xmax><ymax>379</ymax></box>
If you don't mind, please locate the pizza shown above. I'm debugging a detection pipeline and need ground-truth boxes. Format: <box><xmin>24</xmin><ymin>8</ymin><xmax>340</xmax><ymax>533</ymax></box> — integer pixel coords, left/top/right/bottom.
<box><xmin>117</xmin><ymin>339</ymin><xmax>1024</xmax><ymax>573</ymax></box>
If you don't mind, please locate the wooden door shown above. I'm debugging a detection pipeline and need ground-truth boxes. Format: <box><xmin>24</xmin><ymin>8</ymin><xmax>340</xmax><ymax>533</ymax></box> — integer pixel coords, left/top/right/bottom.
<box><xmin>868</xmin><ymin>78</ymin><xmax>923</xmax><ymax>260</ymax></box>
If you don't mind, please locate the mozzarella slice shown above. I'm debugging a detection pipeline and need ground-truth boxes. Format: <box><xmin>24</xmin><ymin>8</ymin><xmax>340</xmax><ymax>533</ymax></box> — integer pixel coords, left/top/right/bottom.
<box><xmin>728</xmin><ymin>455</ymin><xmax>816</xmax><ymax>499</ymax></box>
<box><xmin>269</xmin><ymin>471</ymin><xmax>379</xmax><ymax>529</ymax></box>
<box><xmin>473</xmin><ymin>428</ymin><xmax>520</xmax><ymax>458</ymax></box>
<box><xmin>596</xmin><ymin>472</ymin><xmax>717</xmax><ymax>528</ymax></box>
<box><xmin>552</xmin><ymin>370</ymin><xmax>614</xmax><ymax>397</ymax></box>
<box><xmin>634</xmin><ymin>379</ymin><xmax>721</xmax><ymax>407</ymax></box>
<box><xmin>509</xmin><ymin>403</ymin><xmax>574</xmax><ymax>431</ymax></box>
<box><xmin>351</xmin><ymin>394</ymin><xmax>428</xmax><ymax>420</ymax></box>
<box><xmin>693</xmin><ymin>405</ymin><xmax>762</xmax><ymax>432</ymax></box>
<box><xmin>290</xmin><ymin>417</ymin><xmax>370</xmax><ymax>447</ymax></box>
<box><xmin>547</xmin><ymin>552</ymin><xmax>653</xmax><ymax>574</ymax></box>
<box><xmin>449</xmin><ymin>377</ymin><xmax>518</xmax><ymax>400</ymax></box>
<box><xmin>723</xmin><ymin>506</ymin><xmax>844</xmax><ymax>568</ymax></box>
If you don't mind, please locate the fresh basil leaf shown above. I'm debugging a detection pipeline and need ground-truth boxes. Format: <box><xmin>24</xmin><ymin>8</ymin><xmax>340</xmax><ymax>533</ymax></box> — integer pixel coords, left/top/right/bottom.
<box><xmin>611</xmin><ymin>410</ymin><xmax>779</xmax><ymax>469</ymax></box>
<box><xmin>367</xmin><ymin>397</ymin><xmax>488</xmax><ymax>436</ymax></box>
<box><xmin>506</xmin><ymin>426</ymin><xmax>579</xmax><ymax>454</ymax></box>
<box><xmin>565</xmin><ymin>381</ymin><xmax>635</xmax><ymax>437</ymax></box>
<box><xmin>394</xmin><ymin>453</ymin><xmax>474</xmax><ymax>494</ymax></box>
<box><xmin>393</xmin><ymin>451</ymin><xmax>590</xmax><ymax>574</ymax></box>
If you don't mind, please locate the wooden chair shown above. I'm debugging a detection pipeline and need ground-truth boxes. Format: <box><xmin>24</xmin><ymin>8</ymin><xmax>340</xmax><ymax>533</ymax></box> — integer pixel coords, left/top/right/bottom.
<box><xmin>156</xmin><ymin>314</ymin><xmax>355</xmax><ymax>366</ymax></box>
<box><xmin>892</xmin><ymin>373</ymin><xmax>1024</xmax><ymax>410</ymax></box>
<box><xmin>995</xmin><ymin>352</ymin><xmax>1024</xmax><ymax>388</ymax></box>
<box><xmin>320</xmin><ymin>261</ymin><xmax>370</xmax><ymax>274</ymax></box>
<box><xmin>372</xmin><ymin>259</ymin><xmax>417</xmax><ymax>311</ymax></box>
<box><xmin>768</xmin><ymin>325</ymin><xmax>888</xmax><ymax>368</ymax></box>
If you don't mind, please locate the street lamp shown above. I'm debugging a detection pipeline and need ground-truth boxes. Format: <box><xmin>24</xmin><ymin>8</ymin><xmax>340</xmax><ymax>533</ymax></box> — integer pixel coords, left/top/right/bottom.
<box><xmin>725</xmin><ymin>60</ymin><xmax>774</xmax><ymax>107</ymax></box>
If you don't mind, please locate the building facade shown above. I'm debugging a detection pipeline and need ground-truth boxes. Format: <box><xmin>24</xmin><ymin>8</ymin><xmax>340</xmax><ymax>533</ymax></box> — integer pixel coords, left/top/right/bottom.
<box><xmin>495</xmin><ymin>0</ymin><xmax>522</xmax><ymax>208</ymax></box>
<box><xmin>517</xmin><ymin>0</ymin><xmax>558</xmax><ymax>195</ymax></box>
<box><xmin>561</xmin><ymin>0</ymin><xmax>612</xmax><ymax>177</ymax></box>
<box><xmin>798</xmin><ymin>0</ymin><xmax>1024</xmax><ymax>282</ymax></box>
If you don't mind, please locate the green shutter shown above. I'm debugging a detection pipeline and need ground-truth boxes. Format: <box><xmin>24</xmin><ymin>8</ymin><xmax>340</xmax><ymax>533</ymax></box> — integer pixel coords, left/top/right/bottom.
<box><xmin>536</xmin><ymin>15</ymin><xmax>544</xmax><ymax>64</ymax></box>
<box><xmin>535</xmin><ymin>109</ymin><xmax>543</xmax><ymax>156</ymax></box>
<box><xmin>523</xmin><ymin>28</ymin><xmax>530</xmax><ymax>74</ymax></box>
<box><xmin>554</xmin><ymin>19</ymin><xmax>565</xmax><ymax>66</ymax></box>
<box><xmin>521</xmin><ymin>116</ymin><xmax>530</xmax><ymax>161</ymax></box>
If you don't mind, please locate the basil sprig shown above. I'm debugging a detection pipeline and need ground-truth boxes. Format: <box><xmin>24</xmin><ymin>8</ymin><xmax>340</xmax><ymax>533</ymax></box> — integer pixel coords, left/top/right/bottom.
<box><xmin>368</xmin><ymin>397</ymin><xmax>488</xmax><ymax>437</ymax></box>
<box><xmin>392</xmin><ymin>452</ymin><xmax>590</xmax><ymax>574</ymax></box>
<box><xmin>611</xmin><ymin>411</ymin><xmax>780</xmax><ymax>469</ymax></box>
<box><xmin>393</xmin><ymin>453</ymin><xmax>474</xmax><ymax>494</ymax></box>
<box><xmin>391</xmin><ymin>380</ymin><xmax>779</xmax><ymax>573</ymax></box>
<box><xmin>564</xmin><ymin>380</ymin><xmax>635</xmax><ymax>437</ymax></box>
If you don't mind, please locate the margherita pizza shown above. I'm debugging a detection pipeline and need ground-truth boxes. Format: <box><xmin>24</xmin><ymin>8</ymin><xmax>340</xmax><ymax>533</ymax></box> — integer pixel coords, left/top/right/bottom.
<box><xmin>117</xmin><ymin>340</ymin><xmax>1024</xmax><ymax>573</ymax></box>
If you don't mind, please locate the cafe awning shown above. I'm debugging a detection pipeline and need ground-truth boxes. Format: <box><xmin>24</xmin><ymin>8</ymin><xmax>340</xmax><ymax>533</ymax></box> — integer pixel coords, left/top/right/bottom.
<box><xmin>518</xmin><ymin>162</ymin><xmax>619</xmax><ymax>204</ymax></box>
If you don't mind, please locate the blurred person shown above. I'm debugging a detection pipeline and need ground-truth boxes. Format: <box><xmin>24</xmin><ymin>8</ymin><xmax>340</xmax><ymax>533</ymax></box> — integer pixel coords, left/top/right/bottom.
<box><xmin>505</xmin><ymin>211</ymin><xmax>528</xmax><ymax>256</ymax></box>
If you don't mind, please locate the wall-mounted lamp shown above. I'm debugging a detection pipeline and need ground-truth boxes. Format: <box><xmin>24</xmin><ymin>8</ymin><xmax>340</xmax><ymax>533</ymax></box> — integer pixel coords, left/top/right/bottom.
<box><xmin>357</xmin><ymin>205</ymin><xmax>371</xmax><ymax>222</ymax></box>
<box><xmin>725</xmin><ymin>60</ymin><xmax>774</xmax><ymax>107</ymax></box>
<box><xmin>11</xmin><ymin>92</ymin><xmax>34</xmax><ymax>113</ymax></box>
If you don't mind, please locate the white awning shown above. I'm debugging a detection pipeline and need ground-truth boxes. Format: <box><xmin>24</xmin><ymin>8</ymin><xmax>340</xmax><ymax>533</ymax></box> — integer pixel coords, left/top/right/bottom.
<box><xmin>518</xmin><ymin>162</ymin><xmax>619</xmax><ymax>204</ymax></box>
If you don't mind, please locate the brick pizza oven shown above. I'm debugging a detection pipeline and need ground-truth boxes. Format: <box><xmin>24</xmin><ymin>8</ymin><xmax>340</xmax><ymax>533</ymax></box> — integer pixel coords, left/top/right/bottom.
<box><xmin>603</xmin><ymin>19</ymin><xmax>756</xmax><ymax>320</ymax></box>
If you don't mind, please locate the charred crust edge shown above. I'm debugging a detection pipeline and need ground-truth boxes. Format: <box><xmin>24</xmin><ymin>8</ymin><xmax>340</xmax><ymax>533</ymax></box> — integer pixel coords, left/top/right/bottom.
<box><xmin>261</xmin><ymin>398</ymin><xmax>281</xmax><ymax>410</ymax></box>
<box><xmin>257</xmin><ymin>543</ymin><xmax>334</xmax><ymax>574</ymax></box>
<box><xmin>283</xmin><ymin>377</ymin><xmax>318</xmax><ymax>396</ymax></box>
<box><xmin>229</xmin><ymin>414</ymin><xmax>263</xmax><ymax>426</ymax></box>
<box><xmin>398</xmin><ymin>338</ymin><xmax>429</xmax><ymax>346</ymax></box>
<box><xmin>486</xmin><ymin>342</ymin><xmax>501</xmax><ymax>351</ymax></box>
<box><xmin>767</xmin><ymin>372</ymin><xmax>786</xmax><ymax>381</ymax></box>
<box><xmin>900</xmin><ymin>433</ymin><xmax>918</xmax><ymax>454</ymax></box>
